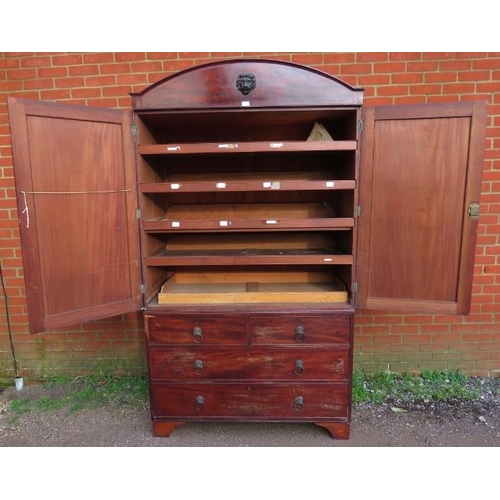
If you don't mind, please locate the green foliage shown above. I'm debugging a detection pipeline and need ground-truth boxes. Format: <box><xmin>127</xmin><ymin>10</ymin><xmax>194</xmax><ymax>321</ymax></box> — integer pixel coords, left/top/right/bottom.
<box><xmin>6</xmin><ymin>370</ymin><xmax>493</xmax><ymax>419</ymax></box>
<box><xmin>8</xmin><ymin>375</ymin><xmax>149</xmax><ymax>417</ymax></box>
<box><xmin>352</xmin><ymin>369</ymin><xmax>482</xmax><ymax>405</ymax></box>
<box><xmin>44</xmin><ymin>374</ymin><xmax>74</xmax><ymax>386</ymax></box>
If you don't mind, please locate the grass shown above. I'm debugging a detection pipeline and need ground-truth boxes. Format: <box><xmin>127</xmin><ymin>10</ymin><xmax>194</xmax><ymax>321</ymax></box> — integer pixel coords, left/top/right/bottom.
<box><xmin>352</xmin><ymin>369</ymin><xmax>485</xmax><ymax>405</ymax></box>
<box><xmin>5</xmin><ymin>369</ymin><xmax>496</xmax><ymax>419</ymax></box>
<box><xmin>8</xmin><ymin>374</ymin><xmax>149</xmax><ymax>417</ymax></box>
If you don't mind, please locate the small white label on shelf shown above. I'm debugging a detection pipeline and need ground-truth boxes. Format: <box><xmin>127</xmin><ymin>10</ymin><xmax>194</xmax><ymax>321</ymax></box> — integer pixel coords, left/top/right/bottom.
<box><xmin>263</xmin><ymin>181</ymin><xmax>281</xmax><ymax>190</ymax></box>
<box><xmin>242</xmin><ymin>101</ymin><xmax>250</xmax><ymax>107</ymax></box>
<box><xmin>270</xmin><ymin>143</ymin><xmax>284</xmax><ymax>148</ymax></box>
<box><xmin>219</xmin><ymin>220</ymin><xmax>228</xmax><ymax>226</ymax></box>
<box><xmin>167</xmin><ymin>146</ymin><xmax>181</xmax><ymax>151</ymax></box>
<box><xmin>216</xmin><ymin>183</ymin><xmax>226</xmax><ymax>189</ymax></box>
<box><xmin>323</xmin><ymin>258</ymin><xmax>333</xmax><ymax>262</ymax></box>
<box><xmin>170</xmin><ymin>183</ymin><xmax>181</xmax><ymax>190</ymax></box>
<box><xmin>218</xmin><ymin>144</ymin><xmax>238</xmax><ymax>149</ymax></box>
<box><xmin>172</xmin><ymin>221</ymin><xmax>180</xmax><ymax>227</ymax></box>
<box><xmin>266</xmin><ymin>219</ymin><xmax>278</xmax><ymax>224</ymax></box>
<box><xmin>326</xmin><ymin>181</ymin><xmax>335</xmax><ymax>188</ymax></box>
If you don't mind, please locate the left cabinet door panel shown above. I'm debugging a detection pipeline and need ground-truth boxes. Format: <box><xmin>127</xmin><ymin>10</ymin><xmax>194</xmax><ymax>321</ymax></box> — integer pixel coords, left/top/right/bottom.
<box><xmin>8</xmin><ymin>98</ymin><xmax>141</xmax><ymax>333</ymax></box>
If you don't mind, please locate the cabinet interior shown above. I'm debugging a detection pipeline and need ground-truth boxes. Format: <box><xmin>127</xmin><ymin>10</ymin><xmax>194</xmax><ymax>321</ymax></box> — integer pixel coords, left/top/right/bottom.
<box><xmin>136</xmin><ymin>108</ymin><xmax>359</xmax><ymax>307</ymax></box>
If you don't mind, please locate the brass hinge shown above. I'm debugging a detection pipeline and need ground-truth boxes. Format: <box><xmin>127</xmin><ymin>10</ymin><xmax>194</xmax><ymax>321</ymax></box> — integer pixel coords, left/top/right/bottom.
<box><xmin>355</xmin><ymin>205</ymin><xmax>361</xmax><ymax>217</ymax></box>
<box><xmin>468</xmin><ymin>202</ymin><xmax>480</xmax><ymax>219</ymax></box>
<box><xmin>140</xmin><ymin>284</ymin><xmax>146</xmax><ymax>294</ymax></box>
<box><xmin>358</xmin><ymin>119</ymin><xmax>364</xmax><ymax>132</ymax></box>
<box><xmin>352</xmin><ymin>282</ymin><xmax>358</xmax><ymax>293</ymax></box>
<box><xmin>131</xmin><ymin>124</ymin><xmax>138</xmax><ymax>136</ymax></box>
<box><xmin>136</xmin><ymin>208</ymin><xmax>141</xmax><ymax>220</ymax></box>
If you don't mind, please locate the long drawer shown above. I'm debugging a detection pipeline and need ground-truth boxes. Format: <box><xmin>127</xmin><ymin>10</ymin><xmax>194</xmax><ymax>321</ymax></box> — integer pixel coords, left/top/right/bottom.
<box><xmin>151</xmin><ymin>382</ymin><xmax>349</xmax><ymax>419</ymax></box>
<box><xmin>149</xmin><ymin>347</ymin><xmax>349</xmax><ymax>380</ymax></box>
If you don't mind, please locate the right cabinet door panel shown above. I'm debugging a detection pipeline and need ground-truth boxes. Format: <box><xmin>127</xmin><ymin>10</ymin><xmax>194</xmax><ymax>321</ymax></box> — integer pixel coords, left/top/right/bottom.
<box><xmin>357</xmin><ymin>101</ymin><xmax>487</xmax><ymax>314</ymax></box>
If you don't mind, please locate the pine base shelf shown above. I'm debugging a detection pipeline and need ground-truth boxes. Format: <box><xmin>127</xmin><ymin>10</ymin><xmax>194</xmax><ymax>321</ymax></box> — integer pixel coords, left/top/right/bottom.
<box><xmin>157</xmin><ymin>272</ymin><xmax>348</xmax><ymax>305</ymax></box>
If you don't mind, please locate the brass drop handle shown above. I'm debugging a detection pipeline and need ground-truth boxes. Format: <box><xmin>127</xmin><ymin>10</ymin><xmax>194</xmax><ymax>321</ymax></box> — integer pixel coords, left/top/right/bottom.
<box><xmin>195</xmin><ymin>395</ymin><xmax>205</xmax><ymax>410</ymax></box>
<box><xmin>295</xmin><ymin>325</ymin><xmax>305</xmax><ymax>342</ymax></box>
<box><xmin>193</xmin><ymin>326</ymin><xmax>203</xmax><ymax>343</ymax></box>
<box><xmin>294</xmin><ymin>396</ymin><xmax>305</xmax><ymax>412</ymax></box>
<box><xmin>294</xmin><ymin>359</ymin><xmax>305</xmax><ymax>375</ymax></box>
<box><xmin>194</xmin><ymin>359</ymin><xmax>204</xmax><ymax>375</ymax></box>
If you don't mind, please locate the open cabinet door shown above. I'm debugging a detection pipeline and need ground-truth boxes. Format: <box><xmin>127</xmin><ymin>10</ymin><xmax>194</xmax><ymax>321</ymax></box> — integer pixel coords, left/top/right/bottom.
<box><xmin>8</xmin><ymin>98</ymin><xmax>142</xmax><ymax>333</ymax></box>
<box><xmin>357</xmin><ymin>101</ymin><xmax>487</xmax><ymax>315</ymax></box>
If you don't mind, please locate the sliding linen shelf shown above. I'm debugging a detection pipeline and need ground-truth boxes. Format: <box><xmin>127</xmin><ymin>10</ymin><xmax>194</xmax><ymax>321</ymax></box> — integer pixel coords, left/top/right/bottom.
<box><xmin>142</xmin><ymin>203</ymin><xmax>354</xmax><ymax>233</ymax></box>
<box><xmin>144</xmin><ymin>232</ymin><xmax>352</xmax><ymax>266</ymax></box>
<box><xmin>137</xmin><ymin>140</ymin><xmax>357</xmax><ymax>155</ymax></box>
<box><xmin>145</xmin><ymin>250</ymin><xmax>353</xmax><ymax>267</ymax></box>
<box><xmin>157</xmin><ymin>271</ymin><xmax>349</xmax><ymax>305</ymax></box>
<box><xmin>140</xmin><ymin>172</ymin><xmax>356</xmax><ymax>194</ymax></box>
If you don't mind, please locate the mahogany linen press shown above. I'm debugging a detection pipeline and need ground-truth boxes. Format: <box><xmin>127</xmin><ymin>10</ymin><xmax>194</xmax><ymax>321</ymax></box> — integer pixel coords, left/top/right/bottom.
<box><xmin>7</xmin><ymin>59</ymin><xmax>487</xmax><ymax>438</ymax></box>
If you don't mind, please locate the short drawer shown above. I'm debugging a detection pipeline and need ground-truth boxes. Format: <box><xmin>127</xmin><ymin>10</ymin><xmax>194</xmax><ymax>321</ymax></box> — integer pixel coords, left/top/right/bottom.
<box><xmin>150</xmin><ymin>348</ymin><xmax>245</xmax><ymax>380</ymax></box>
<box><xmin>146</xmin><ymin>314</ymin><xmax>246</xmax><ymax>345</ymax></box>
<box><xmin>248</xmin><ymin>315</ymin><xmax>351</xmax><ymax>345</ymax></box>
<box><xmin>151</xmin><ymin>382</ymin><xmax>349</xmax><ymax>419</ymax></box>
<box><xmin>149</xmin><ymin>347</ymin><xmax>349</xmax><ymax>380</ymax></box>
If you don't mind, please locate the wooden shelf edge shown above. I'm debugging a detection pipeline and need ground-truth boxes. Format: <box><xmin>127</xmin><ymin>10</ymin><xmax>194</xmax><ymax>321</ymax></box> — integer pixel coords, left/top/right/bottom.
<box><xmin>141</xmin><ymin>179</ymin><xmax>356</xmax><ymax>194</ymax></box>
<box><xmin>138</xmin><ymin>140</ymin><xmax>357</xmax><ymax>155</ymax></box>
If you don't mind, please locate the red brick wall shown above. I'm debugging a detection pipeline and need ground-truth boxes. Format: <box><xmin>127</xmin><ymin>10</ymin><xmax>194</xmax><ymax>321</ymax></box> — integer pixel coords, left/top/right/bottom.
<box><xmin>1</xmin><ymin>52</ymin><xmax>499</xmax><ymax>380</ymax></box>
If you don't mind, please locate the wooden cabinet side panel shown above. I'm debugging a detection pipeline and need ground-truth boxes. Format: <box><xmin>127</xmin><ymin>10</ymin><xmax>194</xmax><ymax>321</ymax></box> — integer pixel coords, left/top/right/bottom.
<box><xmin>8</xmin><ymin>98</ymin><xmax>141</xmax><ymax>332</ymax></box>
<box><xmin>357</xmin><ymin>101</ymin><xmax>487</xmax><ymax>314</ymax></box>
